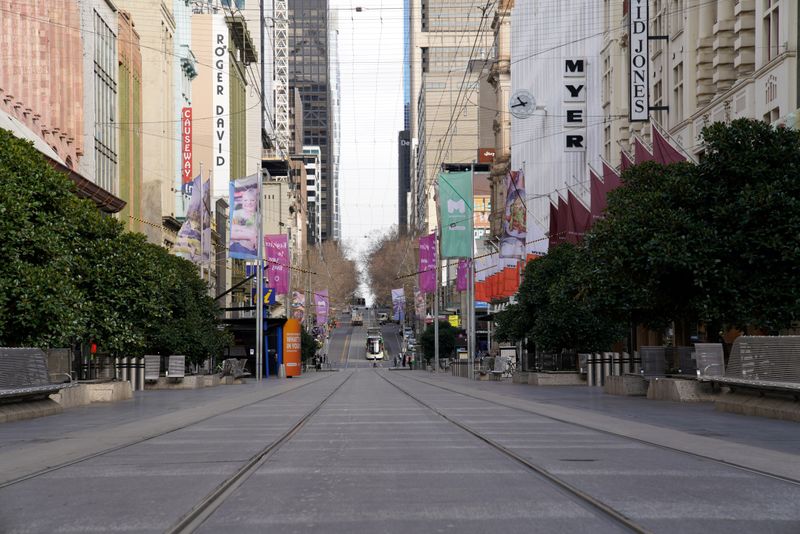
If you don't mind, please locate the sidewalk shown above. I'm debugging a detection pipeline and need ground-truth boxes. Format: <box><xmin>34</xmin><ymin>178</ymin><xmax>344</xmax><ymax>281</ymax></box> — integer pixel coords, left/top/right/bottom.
<box><xmin>0</xmin><ymin>373</ymin><xmax>332</xmax><ymax>484</ymax></box>
<box><xmin>418</xmin><ymin>371</ymin><xmax>800</xmax><ymax>456</ymax></box>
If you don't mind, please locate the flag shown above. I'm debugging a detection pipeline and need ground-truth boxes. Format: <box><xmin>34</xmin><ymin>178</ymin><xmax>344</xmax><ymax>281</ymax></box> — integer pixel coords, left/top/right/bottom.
<box><xmin>315</xmin><ymin>289</ymin><xmax>329</xmax><ymax>326</ymax></box>
<box><xmin>291</xmin><ymin>291</ymin><xmax>305</xmax><ymax>324</ymax></box>
<box><xmin>391</xmin><ymin>288</ymin><xmax>406</xmax><ymax>322</ymax></box>
<box><xmin>500</xmin><ymin>170</ymin><xmax>526</xmax><ymax>258</ymax></box>
<box><xmin>620</xmin><ymin>149</ymin><xmax>634</xmax><ymax>171</ymax></box>
<box><xmin>602</xmin><ymin>161</ymin><xmax>621</xmax><ymax>192</ymax></box>
<box><xmin>634</xmin><ymin>137</ymin><xmax>655</xmax><ymax>164</ymax></box>
<box><xmin>456</xmin><ymin>259</ymin><xmax>471</xmax><ymax>292</ymax></box>
<box><xmin>438</xmin><ymin>171</ymin><xmax>473</xmax><ymax>258</ymax></box>
<box><xmin>652</xmin><ymin>127</ymin><xmax>688</xmax><ymax>164</ymax></box>
<box><xmin>418</xmin><ymin>233</ymin><xmax>436</xmax><ymax>293</ymax></box>
<box><xmin>229</xmin><ymin>174</ymin><xmax>259</xmax><ymax>260</ymax></box>
<box><xmin>557</xmin><ymin>195</ymin><xmax>569</xmax><ymax>245</ymax></box>
<box><xmin>548</xmin><ymin>201</ymin><xmax>559</xmax><ymax>250</ymax></box>
<box><xmin>567</xmin><ymin>191</ymin><xmax>591</xmax><ymax>243</ymax></box>
<box><xmin>174</xmin><ymin>174</ymin><xmax>202</xmax><ymax>264</ymax></box>
<box><xmin>590</xmin><ymin>168</ymin><xmax>605</xmax><ymax>222</ymax></box>
<box><xmin>265</xmin><ymin>234</ymin><xmax>290</xmax><ymax>295</ymax></box>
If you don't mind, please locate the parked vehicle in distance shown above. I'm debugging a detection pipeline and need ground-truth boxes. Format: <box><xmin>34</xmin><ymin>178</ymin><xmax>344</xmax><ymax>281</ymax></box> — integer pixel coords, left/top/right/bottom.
<box><xmin>377</xmin><ymin>312</ymin><xmax>388</xmax><ymax>325</ymax></box>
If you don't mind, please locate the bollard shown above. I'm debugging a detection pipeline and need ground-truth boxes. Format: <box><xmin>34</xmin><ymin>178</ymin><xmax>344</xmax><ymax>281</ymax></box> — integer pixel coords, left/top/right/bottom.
<box><xmin>612</xmin><ymin>352</ymin><xmax>621</xmax><ymax>377</ymax></box>
<box><xmin>137</xmin><ymin>356</ymin><xmax>145</xmax><ymax>391</ymax></box>
<box><xmin>121</xmin><ymin>356</ymin><xmax>129</xmax><ymax>383</ymax></box>
<box><xmin>586</xmin><ymin>353</ymin><xmax>595</xmax><ymax>386</ymax></box>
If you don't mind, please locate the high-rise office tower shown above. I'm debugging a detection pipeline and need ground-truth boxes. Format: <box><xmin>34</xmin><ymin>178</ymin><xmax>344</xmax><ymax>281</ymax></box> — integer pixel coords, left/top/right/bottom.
<box><xmin>288</xmin><ymin>0</ymin><xmax>336</xmax><ymax>241</ymax></box>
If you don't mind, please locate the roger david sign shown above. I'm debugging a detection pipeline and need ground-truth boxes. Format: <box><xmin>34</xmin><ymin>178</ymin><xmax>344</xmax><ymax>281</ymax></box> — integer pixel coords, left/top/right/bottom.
<box><xmin>181</xmin><ymin>107</ymin><xmax>192</xmax><ymax>184</ymax></box>
<box><xmin>213</xmin><ymin>14</ymin><xmax>230</xmax><ymax>196</ymax></box>
<box><xmin>629</xmin><ymin>0</ymin><xmax>650</xmax><ymax>122</ymax></box>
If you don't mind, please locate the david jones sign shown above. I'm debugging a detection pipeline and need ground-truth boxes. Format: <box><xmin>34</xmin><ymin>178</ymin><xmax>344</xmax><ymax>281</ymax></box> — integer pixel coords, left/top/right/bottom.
<box><xmin>629</xmin><ymin>0</ymin><xmax>650</xmax><ymax>122</ymax></box>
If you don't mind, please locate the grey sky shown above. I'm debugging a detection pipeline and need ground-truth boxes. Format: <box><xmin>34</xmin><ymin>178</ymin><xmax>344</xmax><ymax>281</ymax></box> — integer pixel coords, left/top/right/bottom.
<box><xmin>333</xmin><ymin>0</ymin><xmax>404</xmax><ymax>259</ymax></box>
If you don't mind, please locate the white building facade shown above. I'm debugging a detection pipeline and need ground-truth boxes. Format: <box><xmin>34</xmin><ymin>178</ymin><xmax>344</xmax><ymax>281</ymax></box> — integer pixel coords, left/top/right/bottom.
<box><xmin>511</xmin><ymin>0</ymin><xmax>605</xmax><ymax>254</ymax></box>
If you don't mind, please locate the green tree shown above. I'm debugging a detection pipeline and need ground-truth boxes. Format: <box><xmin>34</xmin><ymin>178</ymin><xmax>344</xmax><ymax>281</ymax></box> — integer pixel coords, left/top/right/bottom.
<box><xmin>517</xmin><ymin>244</ymin><xmax>626</xmax><ymax>352</ymax></box>
<box><xmin>300</xmin><ymin>325</ymin><xmax>317</xmax><ymax>366</ymax></box>
<box><xmin>493</xmin><ymin>303</ymin><xmax>529</xmax><ymax>343</ymax></box>
<box><xmin>0</xmin><ymin>129</ymin><xmax>94</xmax><ymax>347</ymax></box>
<box><xmin>419</xmin><ymin>321</ymin><xmax>457</xmax><ymax>362</ymax></box>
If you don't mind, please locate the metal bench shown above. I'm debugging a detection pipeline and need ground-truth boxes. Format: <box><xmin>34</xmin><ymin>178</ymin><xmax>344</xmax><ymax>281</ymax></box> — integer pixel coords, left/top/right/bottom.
<box><xmin>144</xmin><ymin>355</ymin><xmax>161</xmax><ymax>382</ymax></box>
<box><xmin>0</xmin><ymin>347</ymin><xmax>76</xmax><ymax>403</ymax></box>
<box><xmin>237</xmin><ymin>358</ymin><xmax>252</xmax><ymax>377</ymax></box>
<box><xmin>698</xmin><ymin>336</ymin><xmax>800</xmax><ymax>394</ymax></box>
<box><xmin>219</xmin><ymin>358</ymin><xmax>246</xmax><ymax>379</ymax></box>
<box><xmin>167</xmin><ymin>355</ymin><xmax>185</xmax><ymax>380</ymax></box>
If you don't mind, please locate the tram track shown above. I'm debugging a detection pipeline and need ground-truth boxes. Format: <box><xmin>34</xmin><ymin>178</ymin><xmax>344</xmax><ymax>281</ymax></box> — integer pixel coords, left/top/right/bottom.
<box><xmin>396</xmin><ymin>372</ymin><xmax>800</xmax><ymax>488</ymax></box>
<box><xmin>0</xmin><ymin>372</ymin><xmax>338</xmax><ymax>490</ymax></box>
<box><xmin>165</xmin><ymin>371</ymin><xmax>353</xmax><ymax>533</ymax></box>
<box><xmin>377</xmin><ymin>370</ymin><xmax>652</xmax><ymax>534</ymax></box>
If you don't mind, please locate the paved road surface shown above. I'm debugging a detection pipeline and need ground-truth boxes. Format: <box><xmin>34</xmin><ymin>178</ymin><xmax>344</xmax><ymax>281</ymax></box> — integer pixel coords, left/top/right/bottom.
<box><xmin>1</xmin><ymin>365</ymin><xmax>799</xmax><ymax>533</ymax></box>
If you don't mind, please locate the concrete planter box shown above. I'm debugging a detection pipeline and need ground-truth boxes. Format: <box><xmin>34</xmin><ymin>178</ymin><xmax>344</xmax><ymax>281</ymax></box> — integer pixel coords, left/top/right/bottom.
<box><xmin>512</xmin><ymin>372</ymin><xmax>529</xmax><ymax>384</ymax></box>
<box><xmin>527</xmin><ymin>372</ymin><xmax>584</xmax><ymax>386</ymax></box>
<box><xmin>604</xmin><ymin>375</ymin><xmax>648</xmax><ymax>396</ymax></box>
<box><xmin>646</xmin><ymin>377</ymin><xmax>716</xmax><ymax>402</ymax></box>
<box><xmin>715</xmin><ymin>393</ymin><xmax>800</xmax><ymax>422</ymax></box>
<box><xmin>145</xmin><ymin>376</ymin><xmax>207</xmax><ymax>390</ymax></box>
<box><xmin>0</xmin><ymin>399</ymin><xmax>62</xmax><ymax>423</ymax></box>
<box><xmin>50</xmin><ymin>382</ymin><xmax>132</xmax><ymax>408</ymax></box>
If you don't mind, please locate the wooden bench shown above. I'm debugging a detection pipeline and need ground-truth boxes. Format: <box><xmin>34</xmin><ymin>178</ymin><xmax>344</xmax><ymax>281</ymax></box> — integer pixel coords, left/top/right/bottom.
<box><xmin>0</xmin><ymin>347</ymin><xmax>76</xmax><ymax>403</ymax></box>
<box><xmin>144</xmin><ymin>355</ymin><xmax>161</xmax><ymax>382</ymax></box>
<box><xmin>697</xmin><ymin>336</ymin><xmax>800</xmax><ymax>396</ymax></box>
<box><xmin>167</xmin><ymin>355</ymin><xmax>185</xmax><ymax>380</ymax></box>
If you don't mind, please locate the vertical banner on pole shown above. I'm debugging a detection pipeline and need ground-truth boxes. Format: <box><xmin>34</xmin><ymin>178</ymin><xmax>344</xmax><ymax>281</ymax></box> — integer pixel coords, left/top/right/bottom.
<box><xmin>201</xmin><ymin>174</ymin><xmax>211</xmax><ymax>263</ymax></box>
<box><xmin>418</xmin><ymin>233</ymin><xmax>436</xmax><ymax>293</ymax></box>
<box><xmin>414</xmin><ymin>287</ymin><xmax>426</xmax><ymax>319</ymax></box>
<box><xmin>265</xmin><ymin>234</ymin><xmax>290</xmax><ymax>294</ymax></box>
<box><xmin>391</xmin><ymin>288</ymin><xmax>406</xmax><ymax>323</ymax></box>
<box><xmin>174</xmin><ymin>174</ymin><xmax>203</xmax><ymax>264</ymax></box>
<box><xmin>457</xmin><ymin>259</ymin><xmax>471</xmax><ymax>292</ymax></box>
<box><xmin>315</xmin><ymin>289</ymin><xmax>329</xmax><ymax>326</ymax></box>
<box><xmin>500</xmin><ymin>170</ymin><xmax>526</xmax><ymax>258</ymax></box>
<box><xmin>438</xmin><ymin>171</ymin><xmax>473</xmax><ymax>258</ymax></box>
<box><xmin>229</xmin><ymin>175</ymin><xmax>259</xmax><ymax>260</ymax></box>
<box><xmin>292</xmin><ymin>291</ymin><xmax>306</xmax><ymax>324</ymax></box>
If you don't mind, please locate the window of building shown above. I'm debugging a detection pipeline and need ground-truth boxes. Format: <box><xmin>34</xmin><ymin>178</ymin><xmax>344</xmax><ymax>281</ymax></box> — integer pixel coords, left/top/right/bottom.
<box><xmin>672</xmin><ymin>62</ymin><xmax>684</xmax><ymax>123</ymax></box>
<box><xmin>93</xmin><ymin>10</ymin><xmax>117</xmax><ymax>194</ymax></box>
<box><xmin>653</xmin><ymin>79</ymin><xmax>663</xmax><ymax>125</ymax></box>
<box><xmin>763</xmin><ymin>0</ymin><xmax>781</xmax><ymax>62</ymax></box>
<box><xmin>763</xmin><ymin>106</ymin><xmax>780</xmax><ymax>124</ymax></box>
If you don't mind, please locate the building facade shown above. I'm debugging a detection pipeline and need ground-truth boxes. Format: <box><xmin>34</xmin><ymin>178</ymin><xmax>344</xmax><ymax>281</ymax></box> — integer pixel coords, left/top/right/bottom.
<box><xmin>117</xmin><ymin>11</ymin><xmax>143</xmax><ymax>233</ymax></box>
<box><xmin>602</xmin><ymin>0</ymin><xmax>799</xmax><ymax>167</ymax></box>
<box><xmin>408</xmin><ymin>0</ymin><xmax>496</xmax><ymax>233</ymax></box>
<box><xmin>78</xmin><ymin>0</ymin><xmax>120</xmax><ymax>198</ymax></box>
<box><xmin>288</xmin><ymin>0</ymin><xmax>336</xmax><ymax>242</ymax></box>
<box><xmin>511</xmin><ymin>0</ymin><xmax>605</xmax><ymax>254</ymax></box>
<box><xmin>303</xmin><ymin>146</ymin><xmax>322</xmax><ymax>245</ymax></box>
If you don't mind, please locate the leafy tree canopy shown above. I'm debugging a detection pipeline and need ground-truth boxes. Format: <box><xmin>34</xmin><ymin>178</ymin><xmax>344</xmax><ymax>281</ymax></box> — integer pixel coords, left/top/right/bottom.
<box><xmin>419</xmin><ymin>321</ymin><xmax>457</xmax><ymax>362</ymax></box>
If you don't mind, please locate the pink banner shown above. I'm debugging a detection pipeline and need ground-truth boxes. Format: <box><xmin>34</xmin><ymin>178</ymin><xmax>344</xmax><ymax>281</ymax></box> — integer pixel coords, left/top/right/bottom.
<box><xmin>315</xmin><ymin>289</ymin><xmax>329</xmax><ymax>326</ymax></box>
<box><xmin>457</xmin><ymin>259</ymin><xmax>471</xmax><ymax>292</ymax></box>
<box><xmin>418</xmin><ymin>233</ymin><xmax>436</xmax><ymax>293</ymax></box>
<box><xmin>264</xmin><ymin>234</ymin><xmax>290</xmax><ymax>295</ymax></box>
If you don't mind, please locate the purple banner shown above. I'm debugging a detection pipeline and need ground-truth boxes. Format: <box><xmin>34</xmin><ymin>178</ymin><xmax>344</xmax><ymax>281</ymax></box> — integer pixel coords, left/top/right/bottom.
<box><xmin>174</xmin><ymin>174</ymin><xmax>202</xmax><ymax>264</ymax></box>
<box><xmin>457</xmin><ymin>259</ymin><xmax>471</xmax><ymax>292</ymax></box>
<box><xmin>315</xmin><ymin>289</ymin><xmax>329</xmax><ymax>326</ymax></box>
<box><xmin>265</xmin><ymin>234</ymin><xmax>290</xmax><ymax>295</ymax></box>
<box><xmin>418</xmin><ymin>233</ymin><xmax>436</xmax><ymax>293</ymax></box>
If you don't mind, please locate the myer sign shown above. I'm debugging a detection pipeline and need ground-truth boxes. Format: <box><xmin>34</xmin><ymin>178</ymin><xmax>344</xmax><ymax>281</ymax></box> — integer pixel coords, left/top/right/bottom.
<box><xmin>213</xmin><ymin>14</ymin><xmax>230</xmax><ymax>197</ymax></box>
<box><xmin>629</xmin><ymin>0</ymin><xmax>650</xmax><ymax>121</ymax></box>
<box><xmin>563</xmin><ymin>59</ymin><xmax>586</xmax><ymax>152</ymax></box>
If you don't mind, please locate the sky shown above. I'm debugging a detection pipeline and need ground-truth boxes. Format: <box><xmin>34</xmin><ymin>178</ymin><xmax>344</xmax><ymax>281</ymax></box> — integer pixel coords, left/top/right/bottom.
<box><xmin>332</xmin><ymin>0</ymin><xmax>405</xmax><ymax>261</ymax></box>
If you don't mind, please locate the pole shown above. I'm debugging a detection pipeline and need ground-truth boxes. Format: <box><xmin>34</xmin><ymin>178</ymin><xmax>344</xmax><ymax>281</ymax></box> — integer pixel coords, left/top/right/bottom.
<box><xmin>255</xmin><ymin>0</ymin><xmax>266</xmax><ymax>381</ymax></box>
<box><xmin>468</xmin><ymin>163</ymin><xmax>476</xmax><ymax>381</ymax></box>
<box><xmin>433</xmin><ymin>229</ymin><xmax>439</xmax><ymax>374</ymax></box>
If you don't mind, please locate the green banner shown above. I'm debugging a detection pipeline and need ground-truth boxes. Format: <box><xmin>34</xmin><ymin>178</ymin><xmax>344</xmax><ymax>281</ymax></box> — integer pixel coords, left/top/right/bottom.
<box><xmin>438</xmin><ymin>171</ymin><xmax>473</xmax><ymax>258</ymax></box>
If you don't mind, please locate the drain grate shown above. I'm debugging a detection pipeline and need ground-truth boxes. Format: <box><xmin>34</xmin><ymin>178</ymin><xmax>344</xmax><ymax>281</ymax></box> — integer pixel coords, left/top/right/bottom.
<box><xmin>558</xmin><ymin>458</ymin><xmax>597</xmax><ymax>462</ymax></box>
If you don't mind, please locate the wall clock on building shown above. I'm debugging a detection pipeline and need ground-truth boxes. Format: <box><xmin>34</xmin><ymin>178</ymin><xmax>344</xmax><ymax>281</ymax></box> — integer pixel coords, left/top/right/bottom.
<box><xmin>509</xmin><ymin>90</ymin><xmax>536</xmax><ymax>119</ymax></box>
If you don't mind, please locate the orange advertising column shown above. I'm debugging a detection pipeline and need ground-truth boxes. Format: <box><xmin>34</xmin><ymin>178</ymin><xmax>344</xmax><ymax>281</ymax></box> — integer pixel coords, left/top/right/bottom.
<box><xmin>283</xmin><ymin>319</ymin><xmax>302</xmax><ymax>377</ymax></box>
